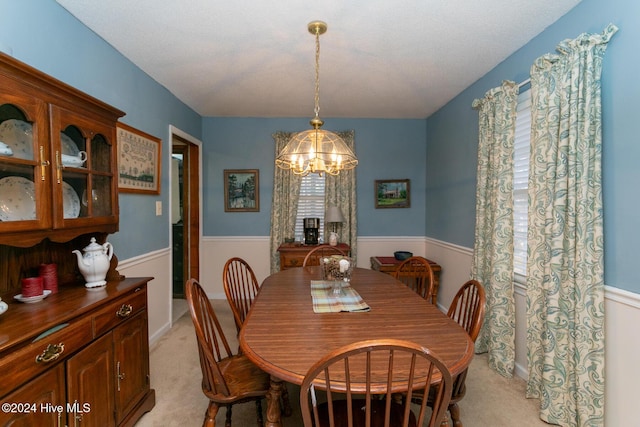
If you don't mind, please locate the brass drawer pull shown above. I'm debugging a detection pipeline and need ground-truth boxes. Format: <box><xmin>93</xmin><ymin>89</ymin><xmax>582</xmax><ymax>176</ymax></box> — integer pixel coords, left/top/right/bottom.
<box><xmin>36</xmin><ymin>343</ymin><xmax>65</xmax><ymax>363</ymax></box>
<box><xmin>116</xmin><ymin>304</ymin><xmax>133</xmax><ymax>318</ymax></box>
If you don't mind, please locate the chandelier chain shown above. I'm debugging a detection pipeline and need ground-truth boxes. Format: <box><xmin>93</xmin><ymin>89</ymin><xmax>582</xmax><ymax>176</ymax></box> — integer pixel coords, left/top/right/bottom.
<box><xmin>314</xmin><ymin>27</ymin><xmax>321</xmax><ymax>119</ymax></box>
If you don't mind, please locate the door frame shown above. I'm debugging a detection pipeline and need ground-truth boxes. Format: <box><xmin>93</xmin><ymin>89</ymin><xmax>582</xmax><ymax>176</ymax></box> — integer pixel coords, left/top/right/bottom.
<box><xmin>169</xmin><ymin>126</ymin><xmax>201</xmax><ymax>303</ymax></box>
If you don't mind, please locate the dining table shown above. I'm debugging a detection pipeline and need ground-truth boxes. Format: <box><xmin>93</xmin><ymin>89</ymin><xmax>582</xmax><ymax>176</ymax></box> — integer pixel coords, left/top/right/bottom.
<box><xmin>239</xmin><ymin>265</ymin><xmax>475</xmax><ymax>427</ymax></box>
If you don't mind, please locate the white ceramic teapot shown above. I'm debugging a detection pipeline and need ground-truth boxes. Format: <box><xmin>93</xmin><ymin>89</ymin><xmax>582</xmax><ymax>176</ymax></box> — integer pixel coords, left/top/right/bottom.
<box><xmin>61</xmin><ymin>151</ymin><xmax>87</xmax><ymax>167</ymax></box>
<box><xmin>72</xmin><ymin>237</ymin><xmax>113</xmax><ymax>289</ymax></box>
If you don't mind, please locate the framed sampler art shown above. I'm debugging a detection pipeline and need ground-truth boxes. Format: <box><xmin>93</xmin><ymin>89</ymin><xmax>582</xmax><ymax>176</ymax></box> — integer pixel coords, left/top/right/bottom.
<box><xmin>117</xmin><ymin>123</ymin><xmax>162</xmax><ymax>194</ymax></box>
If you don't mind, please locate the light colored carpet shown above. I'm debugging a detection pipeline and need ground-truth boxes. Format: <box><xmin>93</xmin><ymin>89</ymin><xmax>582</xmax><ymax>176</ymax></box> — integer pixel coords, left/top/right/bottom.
<box><xmin>136</xmin><ymin>300</ymin><xmax>553</xmax><ymax>426</ymax></box>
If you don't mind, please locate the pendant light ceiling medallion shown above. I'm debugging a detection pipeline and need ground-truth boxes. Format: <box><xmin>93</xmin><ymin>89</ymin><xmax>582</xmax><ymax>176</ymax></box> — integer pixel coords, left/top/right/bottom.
<box><xmin>276</xmin><ymin>21</ymin><xmax>358</xmax><ymax>176</ymax></box>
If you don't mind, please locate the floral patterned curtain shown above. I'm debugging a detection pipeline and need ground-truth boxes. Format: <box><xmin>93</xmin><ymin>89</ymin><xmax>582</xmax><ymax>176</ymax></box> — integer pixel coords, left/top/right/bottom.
<box><xmin>325</xmin><ymin>130</ymin><xmax>357</xmax><ymax>262</ymax></box>
<box><xmin>526</xmin><ymin>24</ymin><xmax>617</xmax><ymax>427</ymax></box>
<box><xmin>471</xmin><ymin>81</ymin><xmax>519</xmax><ymax>378</ymax></box>
<box><xmin>269</xmin><ymin>132</ymin><xmax>302</xmax><ymax>273</ymax></box>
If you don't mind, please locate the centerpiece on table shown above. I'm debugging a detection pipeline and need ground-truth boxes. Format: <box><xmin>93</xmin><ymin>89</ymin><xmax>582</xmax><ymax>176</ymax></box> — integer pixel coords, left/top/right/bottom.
<box><xmin>321</xmin><ymin>255</ymin><xmax>353</xmax><ymax>295</ymax></box>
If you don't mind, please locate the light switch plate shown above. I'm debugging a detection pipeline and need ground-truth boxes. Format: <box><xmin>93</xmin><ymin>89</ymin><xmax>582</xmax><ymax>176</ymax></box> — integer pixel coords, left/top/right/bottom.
<box><xmin>155</xmin><ymin>201</ymin><xmax>162</xmax><ymax>216</ymax></box>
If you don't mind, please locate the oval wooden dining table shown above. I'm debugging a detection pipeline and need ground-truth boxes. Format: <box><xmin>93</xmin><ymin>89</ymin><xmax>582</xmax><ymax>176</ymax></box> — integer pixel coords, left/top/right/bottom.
<box><xmin>239</xmin><ymin>266</ymin><xmax>474</xmax><ymax>427</ymax></box>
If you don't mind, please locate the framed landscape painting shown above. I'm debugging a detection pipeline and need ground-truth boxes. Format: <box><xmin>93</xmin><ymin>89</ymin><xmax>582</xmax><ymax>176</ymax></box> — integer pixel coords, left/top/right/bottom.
<box><xmin>375</xmin><ymin>179</ymin><xmax>410</xmax><ymax>208</ymax></box>
<box><xmin>224</xmin><ymin>169</ymin><xmax>260</xmax><ymax>212</ymax></box>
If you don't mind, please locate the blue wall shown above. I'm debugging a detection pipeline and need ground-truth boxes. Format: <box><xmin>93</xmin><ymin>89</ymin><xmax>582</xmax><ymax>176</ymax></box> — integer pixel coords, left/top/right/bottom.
<box><xmin>0</xmin><ymin>0</ymin><xmax>201</xmax><ymax>259</ymax></box>
<box><xmin>202</xmin><ymin>117</ymin><xmax>427</xmax><ymax>236</ymax></box>
<box><xmin>426</xmin><ymin>0</ymin><xmax>640</xmax><ymax>292</ymax></box>
<box><xmin>1</xmin><ymin>0</ymin><xmax>637</xmax><ymax>293</ymax></box>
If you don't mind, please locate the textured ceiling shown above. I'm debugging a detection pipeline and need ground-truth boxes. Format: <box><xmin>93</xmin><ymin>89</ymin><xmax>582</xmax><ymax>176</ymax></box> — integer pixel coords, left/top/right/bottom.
<box><xmin>56</xmin><ymin>0</ymin><xmax>581</xmax><ymax>119</ymax></box>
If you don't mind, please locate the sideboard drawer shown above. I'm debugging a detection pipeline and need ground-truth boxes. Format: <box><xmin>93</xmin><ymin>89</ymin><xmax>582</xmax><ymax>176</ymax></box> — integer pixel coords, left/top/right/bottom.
<box><xmin>277</xmin><ymin>243</ymin><xmax>351</xmax><ymax>271</ymax></box>
<box><xmin>0</xmin><ymin>318</ymin><xmax>93</xmax><ymax>397</ymax></box>
<box><xmin>93</xmin><ymin>287</ymin><xmax>147</xmax><ymax>337</ymax></box>
<box><xmin>281</xmin><ymin>254</ymin><xmax>306</xmax><ymax>269</ymax></box>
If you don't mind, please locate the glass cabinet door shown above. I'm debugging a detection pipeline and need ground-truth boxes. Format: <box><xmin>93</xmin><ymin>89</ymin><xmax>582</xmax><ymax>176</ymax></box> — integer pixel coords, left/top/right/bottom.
<box><xmin>51</xmin><ymin>107</ymin><xmax>117</xmax><ymax>229</ymax></box>
<box><xmin>0</xmin><ymin>93</ymin><xmax>51</xmax><ymax>233</ymax></box>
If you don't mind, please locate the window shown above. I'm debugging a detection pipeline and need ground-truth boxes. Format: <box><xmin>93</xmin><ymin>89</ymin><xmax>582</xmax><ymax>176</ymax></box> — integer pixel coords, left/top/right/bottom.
<box><xmin>513</xmin><ymin>88</ymin><xmax>531</xmax><ymax>278</ymax></box>
<box><xmin>294</xmin><ymin>173</ymin><xmax>325</xmax><ymax>242</ymax></box>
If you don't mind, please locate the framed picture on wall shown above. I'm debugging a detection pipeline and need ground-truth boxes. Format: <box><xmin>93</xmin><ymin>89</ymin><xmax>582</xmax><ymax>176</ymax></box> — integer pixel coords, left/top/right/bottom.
<box><xmin>224</xmin><ymin>169</ymin><xmax>260</xmax><ymax>212</ymax></box>
<box><xmin>375</xmin><ymin>179</ymin><xmax>410</xmax><ymax>208</ymax></box>
<box><xmin>117</xmin><ymin>123</ymin><xmax>162</xmax><ymax>195</ymax></box>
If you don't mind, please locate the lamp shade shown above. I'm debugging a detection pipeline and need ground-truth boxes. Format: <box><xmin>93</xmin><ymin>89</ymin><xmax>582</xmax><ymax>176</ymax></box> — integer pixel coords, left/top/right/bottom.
<box><xmin>325</xmin><ymin>205</ymin><xmax>346</xmax><ymax>223</ymax></box>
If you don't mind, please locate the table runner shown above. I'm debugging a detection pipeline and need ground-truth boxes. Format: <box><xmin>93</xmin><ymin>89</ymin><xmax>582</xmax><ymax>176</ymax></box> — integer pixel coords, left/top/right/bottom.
<box><xmin>310</xmin><ymin>280</ymin><xmax>371</xmax><ymax>313</ymax></box>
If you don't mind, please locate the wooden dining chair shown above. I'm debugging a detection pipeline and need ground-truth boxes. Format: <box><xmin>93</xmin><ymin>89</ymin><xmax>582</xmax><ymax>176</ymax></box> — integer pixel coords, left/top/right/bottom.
<box><xmin>416</xmin><ymin>279</ymin><xmax>486</xmax><ymax>427</ymax></box>
<box><xmin>302</xmin><ymin>244</ymin><xmax>348</xmax><ymax>267</ymax></box>
<box><xmin>185</xmin><ymin>278</ymin><xmax>269</xmax><ymax>427</ymax></box>
<box><xmin>393</xmin><ymin>256</ymin><xmax>436</xmax><ymax>303</ymax></box>
<box><xmin>300</xmin><ymin>338</ymin><xmax>453</xmax><ymax>427</ymax></box>
<box><xmin>222</xmin><ymin>257</ymin><xmax>260</xmax><ymax>334</ymax></box>
<box><xmin>440</xmin><ymin>279</ymin><xmax>486</xmax><ymax>427</ymax></box>
<box><xmin>447</xmin><ymin>279</ymin><xmax>486</xmax><ymax>343</ymax></box>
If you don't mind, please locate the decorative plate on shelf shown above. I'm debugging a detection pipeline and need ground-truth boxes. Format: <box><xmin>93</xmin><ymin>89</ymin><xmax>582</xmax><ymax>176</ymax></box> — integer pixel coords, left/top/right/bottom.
<box><xmin>60</xmin><ymin>132</ymin><xmax>80</xmax><ymax>156</ymax></box>
<box><xmin>0</xmin><ymin>119</ymin><xmax>33</xmax><ymax>160</ymax></box>
<box><xmin>62</xmin><ymin>181</ymin><xmax>80</xmax><ymax>219</ymax></box>
<box><xmin>14</xmin><ymin>290</ymin><xmax>52</xmax><ymax>304</ymax></box>
<box><xmin>0</xmin><ymin>176</ymin><xmax>36</xmax><ymax>221</ymax></box>
<box><xmin>0</xmin><ymin>301</ymin><xmax>7</xmax><ymax>315</ymax></box>
<box><xmin>0</xmin><ymin>141</ymin><xmax>13</xmax><ymax>156</ymax></box>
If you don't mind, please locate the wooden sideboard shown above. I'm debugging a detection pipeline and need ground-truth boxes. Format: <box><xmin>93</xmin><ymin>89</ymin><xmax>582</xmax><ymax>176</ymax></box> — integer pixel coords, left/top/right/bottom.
<box><xmin>0</xmin><ymin>277</ymin><xmax>155</xmax><ymax>427</ymax></box>
<box><xmin>277</xmin><ymin>243</ymin><xmax>351</xmax><ymax>270</ymax></box>
<box><xmin>370</xmin><ymin>256</ymin><xmax>442</xmax><ymax>304</ymax></box>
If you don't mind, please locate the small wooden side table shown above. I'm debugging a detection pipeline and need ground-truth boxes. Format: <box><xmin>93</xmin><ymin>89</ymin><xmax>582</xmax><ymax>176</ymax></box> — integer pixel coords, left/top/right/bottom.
<box><xmin>370</xmin><ymin>256</ymin><xmax>442</xmax><ymax>303</ymax></box>
<box><xmin>278</xmin><ymin>243</ymin><xmax>351</xmax><ymax>270</ymax></box>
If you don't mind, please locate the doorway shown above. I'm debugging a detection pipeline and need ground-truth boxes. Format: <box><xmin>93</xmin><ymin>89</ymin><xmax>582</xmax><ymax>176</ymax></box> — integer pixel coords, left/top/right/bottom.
<box><xmin>171</xmin><ymin>133</ymin><xmax>200</xmax><ymax>306</ymax></box>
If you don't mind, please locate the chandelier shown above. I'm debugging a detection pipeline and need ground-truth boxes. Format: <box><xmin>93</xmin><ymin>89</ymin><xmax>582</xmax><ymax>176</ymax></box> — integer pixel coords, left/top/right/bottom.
<box><xmin>275</xmin><ymin>21</ymin><xmax>358</xmax><ymax>176</ymax></box>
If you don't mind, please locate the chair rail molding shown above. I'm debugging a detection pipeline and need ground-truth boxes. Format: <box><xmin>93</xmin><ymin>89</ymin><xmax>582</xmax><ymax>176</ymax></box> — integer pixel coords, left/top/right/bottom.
<box><xmin>604</xmin><ymin>285</ymin><xmax>640</xmax><ymax>309</ymax></box>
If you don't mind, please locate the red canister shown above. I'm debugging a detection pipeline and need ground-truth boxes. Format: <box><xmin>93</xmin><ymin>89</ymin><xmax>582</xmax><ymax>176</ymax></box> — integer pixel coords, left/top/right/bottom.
<box><xmin>21</xmin><ymin>277</ymin><xmax>44</xmax><ymax>298</ymax></box>
<box><xmin>39</xmin><ymin>263</ymin><xmax>58</xmax><ymax>293</ymax></box>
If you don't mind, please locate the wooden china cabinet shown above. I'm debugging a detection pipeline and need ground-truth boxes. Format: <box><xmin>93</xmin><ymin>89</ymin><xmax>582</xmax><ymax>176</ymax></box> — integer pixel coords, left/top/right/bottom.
<box><xmin>0</xmin><ymin>52</ymin><xmax>155</xmax><ymax>426</ymax></box>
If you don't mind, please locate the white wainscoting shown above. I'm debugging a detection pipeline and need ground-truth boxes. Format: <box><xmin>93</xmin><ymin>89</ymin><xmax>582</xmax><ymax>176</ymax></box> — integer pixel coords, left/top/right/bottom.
<box><xmin>127</xmin><ymin>236</ymin><xmax>640</xmax><ymax>424</ymax></box>
<box><xmin>200</xmin><ymin>236</ymin><xmax>272</xmax><ymax>299</ymax></box>
<box><xmin>424</xmin><ymin>238</ymin><xmax>531</xmax><ymax>376</ymax></box>
<box><xmin>117</xmin><ymin>247</ymin><xmax>172</xmax><ymax>345</ymax></box>
<box><xmin>200</xmin><ymin>235</ymin><xmax>430</xmax><ymax>299</ymax></box>
<box><xmin>602</xmin><ymin>286</ymin><xmax>640</xmax><ymax>426</ymax></box>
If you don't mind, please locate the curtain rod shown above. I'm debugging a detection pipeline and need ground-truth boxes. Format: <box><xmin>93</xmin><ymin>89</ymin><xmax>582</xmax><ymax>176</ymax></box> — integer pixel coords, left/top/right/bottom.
<box><xmin>518</xmin><ymin>78</ymin><xmax>531</xmax><ymax>88</ymax></box>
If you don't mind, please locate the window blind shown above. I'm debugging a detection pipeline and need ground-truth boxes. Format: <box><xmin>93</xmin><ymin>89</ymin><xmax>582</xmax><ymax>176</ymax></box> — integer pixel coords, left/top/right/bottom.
<box><xmin>513</xmin><ymin>88</ymin><xmax>531</xmax><ymax>277</ymax></box>
<box><xmin>295</xmin><ymin>174</ymin><xmax>326</xmax><ymax>242</ymax></box>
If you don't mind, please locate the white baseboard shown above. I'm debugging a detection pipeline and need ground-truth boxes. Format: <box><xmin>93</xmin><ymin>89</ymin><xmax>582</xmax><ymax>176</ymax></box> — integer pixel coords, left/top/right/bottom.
<box><xmin>149</xmin><ymin>322</ymin><xmax>172</xmax><ymax>347</ymax></box>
